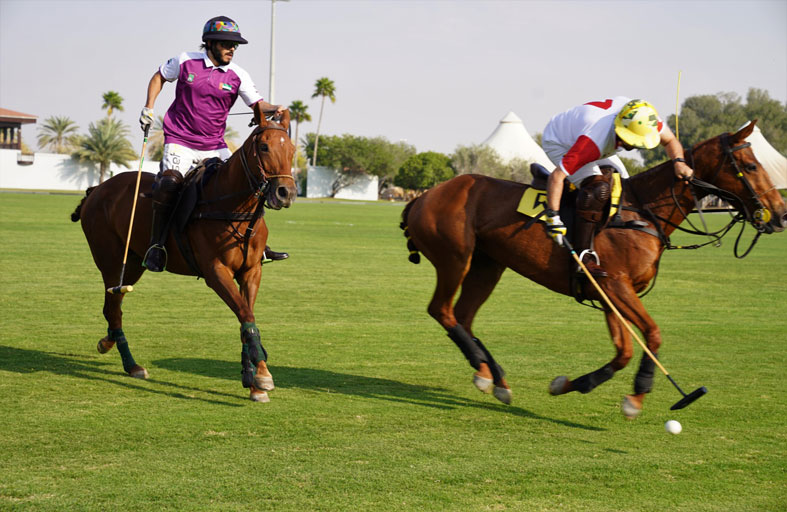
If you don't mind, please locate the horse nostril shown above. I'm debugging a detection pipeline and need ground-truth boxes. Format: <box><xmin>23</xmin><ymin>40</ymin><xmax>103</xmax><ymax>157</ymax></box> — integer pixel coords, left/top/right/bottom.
<box><xmin>780</xmin><ymin>212</ymin><xmax>787</xmax><ymax>228</ymax></box>
<box><xmin>277</xmin><ymin>186</ymin><xmax>290</xmax><ymax>200</ymax></box>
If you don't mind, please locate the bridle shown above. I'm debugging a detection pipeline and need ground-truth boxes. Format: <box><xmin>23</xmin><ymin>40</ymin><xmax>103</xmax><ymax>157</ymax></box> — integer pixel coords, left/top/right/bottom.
<box><xmin>238</xmin><ymin>123</ymin><xmax>295</xmax><ymax>207</ymax></box>
<box><xmin>630</xmin><ymin>132</ymin><xmax>774</xmax><ymax>259</ymax></box>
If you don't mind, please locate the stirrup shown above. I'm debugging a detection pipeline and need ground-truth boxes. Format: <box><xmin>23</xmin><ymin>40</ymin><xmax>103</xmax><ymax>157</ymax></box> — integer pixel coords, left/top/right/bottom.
<box><xmin>143</xmin><ymin>245</ymin><xmax>167</xmax><ymax>272</ymax></box>
<box><xmin>577</xmin><ymin>250</ymin><xmax>607</xmax><ymax>278</ymax></box>
<box><xmin>577</xmin><ymin>250</ymin><xmax>600</xmax><ymax>266</ymax></box>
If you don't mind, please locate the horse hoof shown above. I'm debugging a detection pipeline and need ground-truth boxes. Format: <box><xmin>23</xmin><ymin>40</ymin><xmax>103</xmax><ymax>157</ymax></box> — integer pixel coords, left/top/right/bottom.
<box><xmin>493</xmin><ymin>386</ymin><xmax>512</xmax><ymax>405</ymax></box>
<box><xmin>621</xmin><ymin>395</ymin><xmax>642</xmax><ymax>419</ymax></box>
<box><xmin>473</xmin><ymin>374</ymin><xmax>493</xmax><ymax>393</ymax></box>
<box><xmin>254</xmin><ymin>375</ymin><xmax>275</xmax><ymax>391</ymax></box>
<box><xmin>249</xmin><ymin>388</ymin><xmax>270</xmax><ymax>403</ymax></box>
<box><xmin>97</xmin><ymin>337</ymin><xmax>116</xmax><ymax>354</ymax></box>
<box><xmin>128</xmin><ymin>365</ymin><xmax>149</xmax><ymax>379</ymax></box>
<box><xmin>549</xmin><ymin>376</ymin><xmax>570</xmax><ymax>396</ymax></box>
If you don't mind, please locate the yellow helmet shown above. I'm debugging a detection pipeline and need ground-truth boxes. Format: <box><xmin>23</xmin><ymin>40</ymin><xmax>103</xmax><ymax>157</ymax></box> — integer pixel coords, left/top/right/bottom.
<box><xmin>614</xmin><ymin>100</ymin><xmax>662</xmax><ymax>149</ymax></box>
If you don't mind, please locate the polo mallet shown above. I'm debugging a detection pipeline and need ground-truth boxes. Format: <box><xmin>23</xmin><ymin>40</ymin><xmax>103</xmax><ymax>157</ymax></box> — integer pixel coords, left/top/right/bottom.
<box><xmin>563</xmin><ymin>239</ymin><xmax>707</xmax><ymax>410</ymax></box>
<box><xmin>107</xmin><ymin>124</ymin><xmax>150</xmax><ymax>295</ymax></box>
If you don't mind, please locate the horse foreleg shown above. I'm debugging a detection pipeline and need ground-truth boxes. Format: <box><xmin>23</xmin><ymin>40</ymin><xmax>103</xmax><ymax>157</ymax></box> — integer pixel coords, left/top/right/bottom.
<box><xmin>549</xmin><ymin>308</ymin><xmax>632</xmax><ymax>397</ymax></box>
<box><xmin>205</xmin><ymin>265</ymin><xmax>270</xmax><ymax>402</ymax></box>
<box><xmin>453</xmin><ymin>254</ymin><xmax>510</xmax><ymax>403</ymax></box>
<box><xmin>238</xmin><ymin>265</ymin><xmax>274</xmax><ymax>396</ymax></box>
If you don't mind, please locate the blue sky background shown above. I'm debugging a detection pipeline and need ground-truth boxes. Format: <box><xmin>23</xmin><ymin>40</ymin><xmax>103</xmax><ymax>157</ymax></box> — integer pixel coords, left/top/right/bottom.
<box><xmin>1</xmin><ymin>0</ymin><xmax>785</xmax><ymax>154</ymax></box>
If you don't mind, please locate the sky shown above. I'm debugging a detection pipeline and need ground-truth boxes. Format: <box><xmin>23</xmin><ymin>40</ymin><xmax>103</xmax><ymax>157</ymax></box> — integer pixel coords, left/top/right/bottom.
<box><xmin>1</xmin><ymin>0</ymin><xmax>785</xmax><ymax>156</ymax></box>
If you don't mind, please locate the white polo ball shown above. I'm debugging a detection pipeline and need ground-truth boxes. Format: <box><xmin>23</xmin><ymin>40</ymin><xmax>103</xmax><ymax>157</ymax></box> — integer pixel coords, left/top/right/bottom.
<box><xmin>665</xmin><ymin>420</ymin><xmax>682</xmax><ymax>434</ymax></box>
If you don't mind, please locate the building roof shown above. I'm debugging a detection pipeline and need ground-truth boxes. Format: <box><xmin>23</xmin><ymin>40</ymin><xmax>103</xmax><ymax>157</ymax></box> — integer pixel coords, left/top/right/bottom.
<box><xmin>482</xmin><ymin>111</ymin><xmax>552</xmax><ymax>167</ymax></box>
<box><xmin>0</xmin><ymin>108</ymin><xmax>38</xmax><ymax>124</ymax></box>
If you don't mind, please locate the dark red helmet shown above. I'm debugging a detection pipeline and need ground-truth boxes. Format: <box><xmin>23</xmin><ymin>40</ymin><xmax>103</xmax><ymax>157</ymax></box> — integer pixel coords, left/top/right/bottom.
<box><xmin>202</xmin><ymin>16</ymin><xmax>248</xmax><ymax>44</ymax></box>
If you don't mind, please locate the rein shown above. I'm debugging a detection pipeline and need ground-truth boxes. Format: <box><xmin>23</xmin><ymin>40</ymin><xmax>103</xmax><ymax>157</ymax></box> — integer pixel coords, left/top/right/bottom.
<box><xmin>629</xmin><ymin>134</ymin><xmax>767</xmax><ymax>258</ymax></box>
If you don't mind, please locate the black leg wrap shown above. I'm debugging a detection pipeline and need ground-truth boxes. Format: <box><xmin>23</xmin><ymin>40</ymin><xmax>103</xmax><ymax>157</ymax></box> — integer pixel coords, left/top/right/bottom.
<box><xmin>472</xmin><ymin>337</ymin><xmax>506</xmax><ymax>381</ymax></box>
<box><xmin>572</xmin><ymin>364</ymin><xmax>615</xmax><ymax>394</ymax></box>
<box><xmin>634</xmin><ymin>353</ymin><xmax>657</xmax><ymax>395</ymax></box>
<box><xmin>240</xmin><ymin>351</ymin><xmax>254</xmax><ymax>388</ymax></box>
<box><xmin>446</xmin><ymin>324</ymin><xmax>485</xmax><ymax>370</ymax></box>
<box><xmin>241</xmin><ymin>324</ymin><xmax>267</xmax><ymax>364</ymax></box>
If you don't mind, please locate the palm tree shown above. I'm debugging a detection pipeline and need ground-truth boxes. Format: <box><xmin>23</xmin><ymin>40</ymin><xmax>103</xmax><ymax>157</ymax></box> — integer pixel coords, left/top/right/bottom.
<box><xmin>287</xmin><ymin>100</ymin><xmax>311</xmax><ymax>171</ymax></box>
<box><xmin>101</xmin><ymin>91</ymin><xmax>125</xmax><ymax>117</ymax></box>
<box><xmin>310</xmin><ymin>77</ymin><xmax>336</xmax><ymax>167</ymax></box>
<box><xmin>72</xmin><ymin>118</ymin><xmax>137</xmax><ymax>183</ymax></box>
<box><xmin>37</xmin><ymin>116</ymin><xmax>79</xmax><ymax>153</ymax></box>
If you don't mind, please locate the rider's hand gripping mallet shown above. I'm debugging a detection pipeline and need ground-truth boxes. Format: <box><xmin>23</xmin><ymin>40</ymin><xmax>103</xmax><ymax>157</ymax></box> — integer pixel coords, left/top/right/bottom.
<box><xmin>563</xmin><ymin>239</ymin><xmax>707</xmax><ymax>410</ymax></box>
<box><xmin>107</xmin><ymin>124</ymin><xmax>150</xmax><ymax>295</ymax></box>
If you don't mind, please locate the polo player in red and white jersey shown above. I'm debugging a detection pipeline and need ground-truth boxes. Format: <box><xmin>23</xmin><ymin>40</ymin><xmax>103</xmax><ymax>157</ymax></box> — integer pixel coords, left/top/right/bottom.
<box><xmin>541</xmin><ymin>97</ymin><xmax>694</xmax><ymax>277</ymax></box>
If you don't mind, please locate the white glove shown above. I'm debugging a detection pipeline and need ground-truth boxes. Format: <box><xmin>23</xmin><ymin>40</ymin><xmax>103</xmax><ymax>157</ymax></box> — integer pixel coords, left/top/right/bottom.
<box><xmin>545</xmin><ymin>209</ymin><xmax>567</xmax><ymax>247</ymax></box>
<box><xmin>139</xmin><ymin>107</ymin><xmax>154</xmax><ymax>131</ymax></box>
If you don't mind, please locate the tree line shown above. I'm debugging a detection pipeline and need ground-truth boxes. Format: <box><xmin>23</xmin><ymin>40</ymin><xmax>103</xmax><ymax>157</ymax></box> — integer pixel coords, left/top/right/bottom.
<box><xmin>36</xmin><ymin>87</ymin><xmax>786</xmax><ymax>191</ymax></box>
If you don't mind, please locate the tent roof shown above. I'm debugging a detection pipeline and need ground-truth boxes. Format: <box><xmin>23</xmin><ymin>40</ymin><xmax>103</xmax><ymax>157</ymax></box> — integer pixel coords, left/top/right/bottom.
<box><xmin>482</xmin><ymin>111</ymin><xmax>552</xmax><ymax>168</ymax></box>
<box><xmin>744</xmin><ymin>121</ymin><xmax>787</xmax><ymax>189</ymax></box>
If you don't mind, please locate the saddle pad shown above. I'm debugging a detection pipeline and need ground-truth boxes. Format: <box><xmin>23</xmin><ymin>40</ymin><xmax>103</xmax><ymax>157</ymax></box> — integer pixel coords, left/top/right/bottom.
<box><xmin>516</xmin><ymin>187</ymin><xmax>549</xmax><ymax>218</ymax></box>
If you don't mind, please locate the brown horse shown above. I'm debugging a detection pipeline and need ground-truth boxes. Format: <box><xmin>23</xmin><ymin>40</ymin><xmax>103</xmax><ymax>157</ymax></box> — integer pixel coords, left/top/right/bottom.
<box><xmin>400</xmin><ymin>121</ymin><xmax>786</xmax><ymax>417</ymax></box>
<box><xmin>71</xmin><ymin>111</ymin><xmax>296</xmax><ymax>402</ymax></box>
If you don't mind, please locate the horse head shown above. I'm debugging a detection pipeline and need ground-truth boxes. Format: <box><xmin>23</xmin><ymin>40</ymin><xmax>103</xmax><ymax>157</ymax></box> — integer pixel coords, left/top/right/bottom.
<box><xmin>245</xmin><ymin>109</ymin><xmax>297</xmax><ymax>210</ymax></box>
<box><xmin>694</xmin><ymin>120</ymin><xmax>787</xmax><ymax>233</ymax></box>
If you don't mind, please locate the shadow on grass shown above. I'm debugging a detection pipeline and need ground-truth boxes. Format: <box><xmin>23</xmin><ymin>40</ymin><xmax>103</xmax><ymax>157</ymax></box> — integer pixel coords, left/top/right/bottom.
<box><xmin>154</xmin><ymin>357</ymin><xmax>604</xmax><ymax>431</ymax></box>
<box><xmin>0</xmin><ymin>345</ymin><xmax>243</xmax><ymax>407</ymax></box>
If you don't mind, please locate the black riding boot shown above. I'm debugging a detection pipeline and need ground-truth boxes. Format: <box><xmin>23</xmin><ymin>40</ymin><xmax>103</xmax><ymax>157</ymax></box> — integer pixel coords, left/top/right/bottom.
<box><xmin>143</xmin><ymin>170</ymin><xmax>183</xmax><ymax>272</ymax></box>
<box><xmin>262</xmin><ymin>246</ymin><xmax>289</xmax><ymax>264</ymax></box>
<box><xmin>574</xmin><ymin>175</ymin><xmax>610</xmax><ymax>278</ymax></box>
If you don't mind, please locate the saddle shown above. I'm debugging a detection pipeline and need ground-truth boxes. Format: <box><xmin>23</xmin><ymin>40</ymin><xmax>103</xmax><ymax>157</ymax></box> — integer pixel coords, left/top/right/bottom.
<box><xmin>518</xmin><ymin>163</ymin><xmax>630</xmax><ymax>236</ymax></box>
<box><xmin>165</xmin><ymin>158</ymin><xmax>224</xmax><ymax>277</ymax></box>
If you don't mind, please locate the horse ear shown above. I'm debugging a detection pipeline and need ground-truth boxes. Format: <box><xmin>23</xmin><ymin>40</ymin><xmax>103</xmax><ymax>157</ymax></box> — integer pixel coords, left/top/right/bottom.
<box><xmin>253</xmin><ymin>101</ymin><xmax>263</xmax><ymax>126</ymax></box>
<box><xmin>279</xmin><ymin>109</ymin><xmax>291</xmax><ymax>131</ymax></box>
<box><xmin>734</xmin><ymin>119</ymin><xmax>757</xmax><ymax>141</ymax></box>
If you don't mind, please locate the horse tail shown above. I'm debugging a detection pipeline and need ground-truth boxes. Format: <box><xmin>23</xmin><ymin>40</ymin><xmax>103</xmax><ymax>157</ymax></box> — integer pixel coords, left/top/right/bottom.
<box><xmin>70</xmin><ymin>186</ymin><xmax>95</xmax><ymax>222</ymax></box>
<box><xmin>399</xmin><ymin>198</ymin><xmax>421</xmax><ymax>264</ymax></box>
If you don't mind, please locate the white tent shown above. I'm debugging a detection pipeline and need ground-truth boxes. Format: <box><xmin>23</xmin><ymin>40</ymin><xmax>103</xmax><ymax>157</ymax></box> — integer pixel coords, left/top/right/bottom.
<box><xmin>482</xmin><ymin>112</ymin><xmax>553</xmax><ymax>168</ymax></box>
<box><xmin>743</xmin><ymin>121</ymin><xmax>787</xmax><ymax>189</ymax></box>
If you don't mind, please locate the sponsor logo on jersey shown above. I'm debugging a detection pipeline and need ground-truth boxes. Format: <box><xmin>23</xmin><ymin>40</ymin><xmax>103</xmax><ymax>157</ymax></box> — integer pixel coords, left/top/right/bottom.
<box><xmin>187</xmin><ymin>73</ymin><xmax>195</xmax><ymax>83</ymax></box>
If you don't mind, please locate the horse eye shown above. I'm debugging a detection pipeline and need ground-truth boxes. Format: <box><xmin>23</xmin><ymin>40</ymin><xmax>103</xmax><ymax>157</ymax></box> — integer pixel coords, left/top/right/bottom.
<box><xmin>745</xmin><ymin>163</ymin><xmax>757</xmax><ymax>172</ymax></box>
<box><xmin>259</xmin><ymin>143</ymin><xmax>269</xmax><ymax>152</ymax></box>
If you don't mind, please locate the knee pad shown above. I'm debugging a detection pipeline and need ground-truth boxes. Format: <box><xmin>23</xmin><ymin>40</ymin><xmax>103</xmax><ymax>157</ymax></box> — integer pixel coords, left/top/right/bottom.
<box><xmin>577</xmin><ymin>177</ymin><xmax>610</xmax><ymax>222</ymax></box>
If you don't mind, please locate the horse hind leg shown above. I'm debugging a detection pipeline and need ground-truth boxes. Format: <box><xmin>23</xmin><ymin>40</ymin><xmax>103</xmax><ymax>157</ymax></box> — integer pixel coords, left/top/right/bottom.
<box><xmin>450</xmin><ymin>252</ymin><xmax>511</xmax><ymax>404</ymax></box>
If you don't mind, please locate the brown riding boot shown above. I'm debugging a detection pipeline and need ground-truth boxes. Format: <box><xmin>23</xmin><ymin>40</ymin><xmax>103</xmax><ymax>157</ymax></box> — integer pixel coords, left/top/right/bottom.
<box><xmin>143</xmin><ymin>170</ymin><xmax>183</xmax><ymax>272</ymax></box>
<box><xmin>574</xmin><ymin>175</ymin><xmax>610</xmax><ymax>278</ymax></box>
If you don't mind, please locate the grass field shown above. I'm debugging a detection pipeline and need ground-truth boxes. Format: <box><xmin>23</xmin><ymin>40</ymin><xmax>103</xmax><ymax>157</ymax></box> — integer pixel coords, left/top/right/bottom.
<box><xmin>1</xmin><ymin>191</ymin><xmax>785</xmax><ymax>511</ymax></box>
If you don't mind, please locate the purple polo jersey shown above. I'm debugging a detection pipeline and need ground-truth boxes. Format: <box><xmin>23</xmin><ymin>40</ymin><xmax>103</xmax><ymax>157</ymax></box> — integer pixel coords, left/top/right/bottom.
<box><xmin>160</xmin><ymin>52</ymin><xmax>263</xmax><ymax>151</ymax></box>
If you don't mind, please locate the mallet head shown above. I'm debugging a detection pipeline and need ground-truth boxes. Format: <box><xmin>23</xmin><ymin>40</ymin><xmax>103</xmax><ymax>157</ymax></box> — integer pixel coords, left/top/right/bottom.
<box><xmin>107</xmin><ymin>285</ymin><xmax>134</xmax><ymax>295</ymax></box>
<box><xmin>670</xmin><ymin>386</ymin><xmax>707</xmax><ymax>410</ymax></box>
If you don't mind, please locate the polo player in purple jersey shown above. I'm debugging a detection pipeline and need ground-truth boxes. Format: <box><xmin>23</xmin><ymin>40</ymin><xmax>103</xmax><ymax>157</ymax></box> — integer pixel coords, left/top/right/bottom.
<box><xmin>139</xmin><ymin>15</ymin><xmax>290</xmax><ymax>272</ymax></box>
